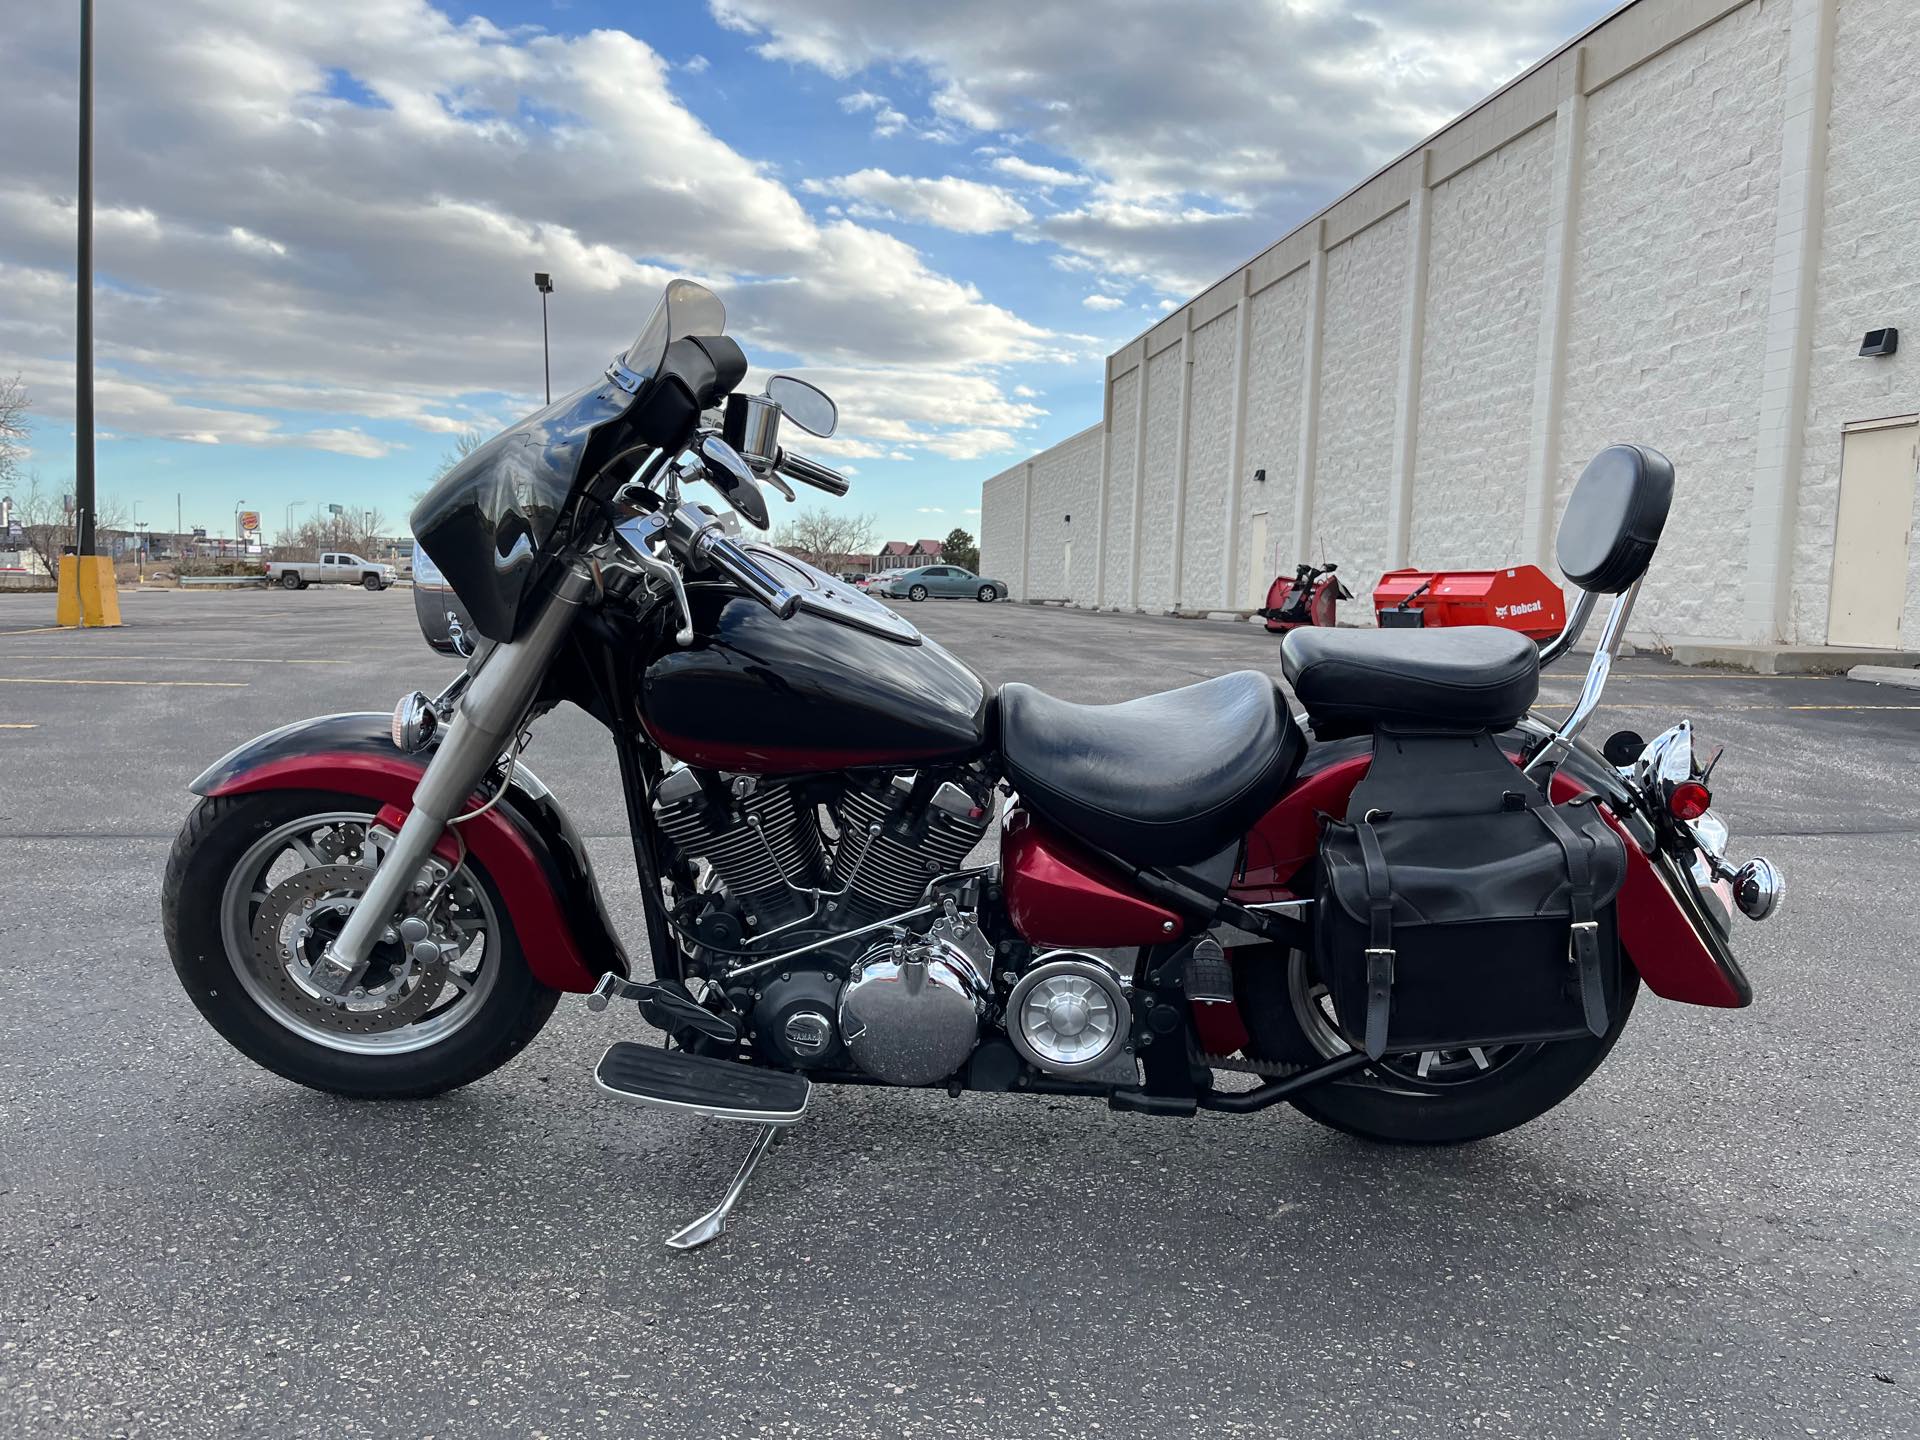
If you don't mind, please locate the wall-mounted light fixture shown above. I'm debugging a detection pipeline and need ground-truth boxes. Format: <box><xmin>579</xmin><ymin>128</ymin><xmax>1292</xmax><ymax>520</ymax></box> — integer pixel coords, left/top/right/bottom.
<box><xmin>1064</xmin><ymin>514</ymin><xmax>1071</xmax><ymax>524</ymax></box>
<box><xmin>1860</xmin><ymin>327</ymin><xmax>1898</xmax><ymax>357</ymax></box>
<box><xmin>1253</xmin><ymin>468</ymin><xmax>1267</xmax><ymax>484</ymax></box>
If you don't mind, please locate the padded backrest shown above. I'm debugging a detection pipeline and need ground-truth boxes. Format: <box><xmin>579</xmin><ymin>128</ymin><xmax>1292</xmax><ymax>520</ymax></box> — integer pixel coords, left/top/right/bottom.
<box><xmin>1556</xmin><ymin>444</ymin><xmax>1674</xmax><ymax>594</ymax></box>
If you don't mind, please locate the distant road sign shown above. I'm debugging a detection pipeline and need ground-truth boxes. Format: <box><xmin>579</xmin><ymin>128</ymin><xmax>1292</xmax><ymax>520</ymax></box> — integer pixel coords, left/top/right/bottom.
<box><xmin>328</xmin><ymin>503</ymin><xmax>344</xmax><ymax>516</ymax></box>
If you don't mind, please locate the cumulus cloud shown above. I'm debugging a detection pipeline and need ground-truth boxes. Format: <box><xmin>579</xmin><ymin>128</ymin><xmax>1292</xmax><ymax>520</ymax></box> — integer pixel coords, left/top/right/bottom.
<box><xmin>711</xmin><ymin>0</ymin><xmax>1611</xmax><ymax>290</ymax></box>
<box><xmin>1080</xmin><ymin>294</ymin><xmax>1125</xmax><ymax>312</ymax></box>
<box><xmin>802</xmin><ymin>169</ymin><xmax>1031</xmax><ymax>235</ymax></box>
<box><xmin>991</xmin><ymin>155</ymin><xmax>1087</xmax><ymax>188</ymax></box>
<box><xmin>0</xmin><ymin>0</ymin><xmax>1063</xmax><ymax>465</ymax></box>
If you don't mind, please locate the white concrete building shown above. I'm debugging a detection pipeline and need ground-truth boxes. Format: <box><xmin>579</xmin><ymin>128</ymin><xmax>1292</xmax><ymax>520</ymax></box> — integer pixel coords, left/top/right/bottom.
<box><xmin>981</xmin><ymin>0</ymin><xmax>1919</xmax><ymax>658</ymax></box>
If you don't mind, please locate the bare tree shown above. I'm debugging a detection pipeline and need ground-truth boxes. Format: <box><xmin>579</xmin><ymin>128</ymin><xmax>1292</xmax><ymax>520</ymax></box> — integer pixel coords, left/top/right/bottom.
<box><xmin>413</xmin><ymin>429</ymin><xmax>485</xmax><ymax>503</ymax></box>
<box><xmin>771</xmin><ymin>507</ymin><xmax>879</xmax><ymax>572</ymax></box>
<box><xmin>277</xmin><ymin>507</ymin><xmax>392</xmax><ymax>560</ymax></box>
<box><xmin>14</xmin><ymin>474</ymin><xmax>128</xmax><ymax>576</ymax></box>
<box><xmin>0</xmin><ymin>375</ymin><xmax>26</xmax><ymax>488</ymax></box>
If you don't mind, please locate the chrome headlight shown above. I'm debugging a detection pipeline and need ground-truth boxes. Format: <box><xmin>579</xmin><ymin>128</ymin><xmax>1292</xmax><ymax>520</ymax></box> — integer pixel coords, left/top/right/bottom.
<box><xmin>391</xmin><ymin>690</ymin><xmax>438</xmax><ymax>752</ymax></box>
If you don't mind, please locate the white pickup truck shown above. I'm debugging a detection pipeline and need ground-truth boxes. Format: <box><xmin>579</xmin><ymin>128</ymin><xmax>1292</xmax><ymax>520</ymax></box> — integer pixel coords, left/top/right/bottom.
<box><xmin>264</xmin><ymin>552</ymin><xmax>397</xmax><ymax>591</ymax></box>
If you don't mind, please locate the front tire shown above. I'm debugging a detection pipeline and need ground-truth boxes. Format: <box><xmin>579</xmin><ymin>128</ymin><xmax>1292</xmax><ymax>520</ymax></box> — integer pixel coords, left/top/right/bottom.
<box><xmin>362</xmin><ymin>574</ymin><xmax>382</xmax><ymax>591</ymax></box>
<box><xmin>1234</xmin><ymin>943</ymin><xmax>1639</xmax><ymax>1144</ymax></box>
<box><xmin>977</xmin><ymin>585</ymin><xmax>996</xmax><ymax>603</ymax></box>
<box><xmin>908</xmin><ymin>584</ymin><xmax>929</xmax><ymax>602</ymax></box>
<box><xmin>162</xmin><ymin>790</ymin><xmax>559</xmax><ymax>1099</ymax></box>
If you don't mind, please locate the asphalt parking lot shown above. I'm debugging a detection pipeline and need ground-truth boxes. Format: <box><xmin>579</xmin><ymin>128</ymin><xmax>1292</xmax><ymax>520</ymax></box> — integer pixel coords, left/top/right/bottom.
<box><xmin>2</xmin><ymin>586</ymin><xmax>1917</xmax><ymax>1438</ymax></box>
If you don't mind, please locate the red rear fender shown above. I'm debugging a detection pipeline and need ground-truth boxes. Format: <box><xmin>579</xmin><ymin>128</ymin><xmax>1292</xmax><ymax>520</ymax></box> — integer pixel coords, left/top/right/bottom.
<box><xmin>191</xmin><ymin>713</ymin><xmax>622</xmax><ymax>992</ymax></box>
<box><xmin>1232</xmin><ymin>741</ymin><xmax>1749</xmax><ymax>1008</ymax></box>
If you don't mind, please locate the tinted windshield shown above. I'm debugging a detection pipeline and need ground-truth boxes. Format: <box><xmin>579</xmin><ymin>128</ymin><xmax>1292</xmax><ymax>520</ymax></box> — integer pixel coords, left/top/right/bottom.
<box><xmin>620</xmin><ymin>279</ymin><xmax>726</xmax><ymax>384</ymax></box>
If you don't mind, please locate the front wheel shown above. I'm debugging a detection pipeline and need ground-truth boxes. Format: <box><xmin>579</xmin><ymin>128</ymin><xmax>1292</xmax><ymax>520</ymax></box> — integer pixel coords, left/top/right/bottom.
<box><xmin>1234</xmin><ymin>944</ymin><xmax>1639</xmax><ymax>1144</ymax></box>
<box><xmin>162</xmin><ymin>790</ymin><xmax>559</xmax><ymax>1099</ymax></box>
<box><xmin>977</xmin><ymin>585</ymin><xmax>997</xmax><ymax>603</ymax></box>
<box><xmin>363</xmin><ymin>574</ymin><xmax>382</xmax><ymax>591</ymax></box>
<box><xmin>907</xmin><ymin>584</ymin><xmax>929</xmax><ymax>602</ymax></box>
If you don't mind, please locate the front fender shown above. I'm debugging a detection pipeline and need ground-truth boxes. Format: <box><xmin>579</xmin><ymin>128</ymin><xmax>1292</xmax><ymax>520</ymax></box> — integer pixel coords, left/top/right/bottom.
<box><xmin>191</xmin><ymin>713</ymin><xmax>626</xmax><ymax>992</ymax></box>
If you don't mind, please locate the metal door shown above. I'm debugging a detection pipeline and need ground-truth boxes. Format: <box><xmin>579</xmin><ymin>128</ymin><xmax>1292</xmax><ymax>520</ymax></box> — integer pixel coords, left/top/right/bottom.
<box><xmin>1828</xmin><ymin>420</ymin><xmax>1918</xmax><ymax>648</ymax></box>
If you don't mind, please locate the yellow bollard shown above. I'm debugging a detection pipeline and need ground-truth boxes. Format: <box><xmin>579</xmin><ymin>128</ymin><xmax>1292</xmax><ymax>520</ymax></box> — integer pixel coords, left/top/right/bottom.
<box><xmin>56</xmin><ymin>554</ymin><xmax>123</xmax><ymax>627</ymax></box>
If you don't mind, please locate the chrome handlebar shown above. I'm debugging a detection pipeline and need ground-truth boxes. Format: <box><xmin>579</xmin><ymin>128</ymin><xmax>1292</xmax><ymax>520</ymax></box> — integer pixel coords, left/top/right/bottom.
<box><xmin>775</xmin><ymin>449</ymin><xmax>850</xmax><ymax>497</ymax></box>
<box><xmin>678</xmin><ymin>510</ymin><xmax>802</xmax><ymax>619</ymax></box>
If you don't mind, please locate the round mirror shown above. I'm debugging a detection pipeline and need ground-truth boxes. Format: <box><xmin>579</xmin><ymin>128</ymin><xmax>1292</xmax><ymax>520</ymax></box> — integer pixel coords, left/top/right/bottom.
<box><xmin>766</xmin><ymin>375</ymin><xmax>837</xmax><ymax>438</ymax></box>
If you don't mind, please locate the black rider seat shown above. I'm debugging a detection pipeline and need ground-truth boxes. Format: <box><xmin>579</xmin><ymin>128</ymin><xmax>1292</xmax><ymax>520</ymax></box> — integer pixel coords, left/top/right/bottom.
<box><xmin>1280</xmin><ymin>625</ymin><xmax>1540</xmax><ymax>731</ymax></box>
<box><xmin>998</xmin><ymin>670</ymin><xmax>1305</xmax><ymax>868</ymax></box>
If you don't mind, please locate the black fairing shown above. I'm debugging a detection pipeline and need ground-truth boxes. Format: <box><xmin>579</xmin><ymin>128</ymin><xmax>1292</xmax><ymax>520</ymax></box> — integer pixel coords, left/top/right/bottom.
<box><xmin>409</xmin><ymin>380</ymin><xmax>634</xmax><ymax>642</ymax></box>
<box><xmin>641</xmin><ymin>586</ymin><xmax>991</xmax><ymax>771</ymax></box>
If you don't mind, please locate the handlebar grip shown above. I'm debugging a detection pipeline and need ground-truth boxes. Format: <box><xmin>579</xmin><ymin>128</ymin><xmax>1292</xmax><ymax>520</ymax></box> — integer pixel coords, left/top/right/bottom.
<box><xmin>776</xmin><ymin>450</ymin><xmax>850</xmax><ymax>497</ymax></box>
<box><xmin>694</xmin><ymin>530</ymin><xmax>802</xmax><ymax>619</ymax></box>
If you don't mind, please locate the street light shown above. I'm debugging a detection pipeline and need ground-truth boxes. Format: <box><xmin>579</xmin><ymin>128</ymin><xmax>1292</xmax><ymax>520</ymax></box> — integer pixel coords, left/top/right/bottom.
<box><xmin>284</xmin><ymin>499</ymin><xmax>306</xmax><ymax>542</ymax></box>
<box><xmin>533</xmin><ymin>271</ymin><xmax>553</xmax><ymax>405</ymax></box>
<box><xmin>233</xmin><ymin>500</ymin><xmax>244</xmax><ymax>559</ymax></box>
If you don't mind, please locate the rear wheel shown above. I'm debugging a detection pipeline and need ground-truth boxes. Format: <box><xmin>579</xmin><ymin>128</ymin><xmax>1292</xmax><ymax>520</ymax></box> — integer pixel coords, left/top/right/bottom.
<box><xmin>280</xmin><ymin>571</ymin><xmax>300</xmax><ymax>590</ymax></box>
<box><xmin>162</xmin><ymin>790</ymin><xmax>559</xmax><ymax>1099</ymax></box>
<box><xmin>908</xmin><ymin>584</ymin><xmax>929</xmax><ymax>602</ymax></box>
<box><xmin>1233</xmin><ymin>943</ymin><xmax>1639</xmax><ymax>1144</ymax></box>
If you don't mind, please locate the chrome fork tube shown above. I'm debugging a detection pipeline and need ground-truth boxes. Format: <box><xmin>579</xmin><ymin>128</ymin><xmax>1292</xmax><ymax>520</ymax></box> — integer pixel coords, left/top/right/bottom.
<box><xmin>313</xmin><ymin>563</ymin><xmax>594</xmax><ymax>991</ymax></box>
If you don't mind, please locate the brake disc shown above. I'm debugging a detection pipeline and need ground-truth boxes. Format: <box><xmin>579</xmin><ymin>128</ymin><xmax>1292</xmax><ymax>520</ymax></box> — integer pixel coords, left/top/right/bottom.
<box><xmin>247</xmin><ymin>864</ymin><xmax>451</xmax><ymax>1036</ymax></box>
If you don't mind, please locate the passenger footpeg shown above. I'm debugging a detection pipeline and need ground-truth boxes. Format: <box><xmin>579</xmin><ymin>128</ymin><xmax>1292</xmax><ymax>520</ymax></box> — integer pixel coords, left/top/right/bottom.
<box><xmin>594</xmin><ymin>1041</ymin><xmax>810</xmax><ymax>1250</ymax></box>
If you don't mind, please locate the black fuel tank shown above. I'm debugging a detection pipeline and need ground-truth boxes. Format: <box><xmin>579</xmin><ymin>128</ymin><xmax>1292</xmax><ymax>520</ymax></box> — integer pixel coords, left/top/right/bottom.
<box><xmin>641</xmin><ymin>583</ymin><xmax>991</xmax><ymax>774</ymax></box>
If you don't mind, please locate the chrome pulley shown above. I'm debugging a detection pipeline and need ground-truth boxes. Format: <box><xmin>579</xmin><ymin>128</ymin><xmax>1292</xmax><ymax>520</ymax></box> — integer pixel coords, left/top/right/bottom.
<box><xmin>1005</xmin><ymin>955</ymin><xmax>1131</xmax><ymax>1076</ymax></box>
<box><xmin>245</xmin><ymin>862</ymin><xmax>464</xmax><ymax>1037</ymax></box>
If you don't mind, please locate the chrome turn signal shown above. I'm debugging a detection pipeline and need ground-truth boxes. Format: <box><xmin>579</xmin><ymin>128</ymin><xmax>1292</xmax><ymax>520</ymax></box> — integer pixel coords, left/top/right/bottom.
<box><xmin>391</xmin><ymin>690</ymin><xmax>438</xmax><ymax>752</ymax></box>
<box><xmin>1732</xmin><ymin>856</ymin><xmax>1782</xmax><ymax>921</ymax></box>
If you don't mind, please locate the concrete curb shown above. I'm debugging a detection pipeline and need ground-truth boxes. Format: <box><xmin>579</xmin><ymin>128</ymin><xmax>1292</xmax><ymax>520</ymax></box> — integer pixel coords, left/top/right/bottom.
<box><xmin>1847</xmin><ymin>664</ymin><xmax>1920</xmax><ymax>690</ymax></box>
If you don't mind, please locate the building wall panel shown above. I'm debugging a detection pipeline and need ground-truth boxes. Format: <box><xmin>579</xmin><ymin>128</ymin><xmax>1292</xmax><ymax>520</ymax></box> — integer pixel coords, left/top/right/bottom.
<box><xmin>1797</xmin><ymin>0</ymin><xmax>1920</xmax><ymax>644</ymax></box>
<box><xmin>1411</xmin><ymin>124</ymin><xmax>1554</xmax><ymax>569</ymax></box>
<box><xmin>1102</xmin><ymin>368</ymin><xmax>1140</xmax><ymax>605</ymax></box>
<box><xmin>1557</xmin><ymin>0</ymin><xmax>1788</xmax><ymax>641</ymax></box>
<box><xmin>1023</xmin><ymin>427</ymin><xmax>1103</xmax><ymax>601</ymax></box>
<box><xmin>1136</xmin><ymin>346</ymin><xmax>1184</xmax><ymax>610</ymax></box>
<box><xmin>1313</xmin><ymin>210</ymin><xmax>1407</xmax><ymax>614</ymax></box>
<box><xmin>1181</xmin><ymin>311</ymin><xmax>1238</xmax><ymax>609</ymax></box>
<box><xmin>1238</xmin><ymin>272</ymin><xmax>1309</xmax><ymax>604</ymax></box>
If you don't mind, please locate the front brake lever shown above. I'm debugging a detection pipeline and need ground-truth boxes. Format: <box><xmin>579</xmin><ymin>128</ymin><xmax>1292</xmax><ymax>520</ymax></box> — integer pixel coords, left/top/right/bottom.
<box><xmin>613</xmin><ymin>511</ymin><xmax>694</xmax><ymax>645</ymax></box>
<box><xmin>760</xmin><ymin>468</ymin><xmax>795</xmax><ymax>502</ymax></box>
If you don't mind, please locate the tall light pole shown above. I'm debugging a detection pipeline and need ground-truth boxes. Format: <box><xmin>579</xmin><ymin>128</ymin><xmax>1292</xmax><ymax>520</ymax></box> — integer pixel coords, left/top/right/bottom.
<box><xmin>233</xmin><ymin>500</ymin><xmax>244</xmax><ymax>558</ymax></box>
<box><xmin>533</xmin><ymin>271</ymin><xmax>553</xmax><ymax>405</ymax></box>
<box><xmin>75</xmin><ymin>0</ymin><xmax>96</xmax><ymax>557</ymax></box>
<box><xmin>284</xmin><ymin>499</ymin><xmax>305</xmax><ymax>541</ymax></box>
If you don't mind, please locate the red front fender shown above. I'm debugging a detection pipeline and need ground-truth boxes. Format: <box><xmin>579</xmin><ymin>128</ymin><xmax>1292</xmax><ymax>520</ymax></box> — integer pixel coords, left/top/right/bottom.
<box><xmin>191</xmin><ymin>713</ymin><xmax>623</xmax><ymax>993</ymax></box>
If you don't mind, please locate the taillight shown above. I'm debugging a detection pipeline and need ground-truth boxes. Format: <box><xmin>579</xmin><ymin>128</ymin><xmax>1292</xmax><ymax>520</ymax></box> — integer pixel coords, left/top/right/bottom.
<box><xmin>1669</xmin><ymin>780</ymin><xmax>1712</xmax><ymax>821</ymax></box>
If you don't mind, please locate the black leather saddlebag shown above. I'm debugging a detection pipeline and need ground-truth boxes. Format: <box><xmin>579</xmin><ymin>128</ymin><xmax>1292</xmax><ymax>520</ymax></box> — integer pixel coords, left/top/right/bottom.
<box><xmin>1315</xmin><ymin>729</ymin><xmax>1627</xmax><ymax>1059</ymax></box>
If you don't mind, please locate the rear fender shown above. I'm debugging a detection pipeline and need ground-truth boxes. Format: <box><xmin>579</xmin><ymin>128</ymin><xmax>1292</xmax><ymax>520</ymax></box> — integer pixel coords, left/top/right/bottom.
<box><xmin>1231</xmin><ymin>730</ymin><xmax>1750</xmax><ymax>1008</ymax></box>
<box><xmin>191</xmin><ymin>713</ymin><xmax>625</xmax><ymax>992</ymax></box>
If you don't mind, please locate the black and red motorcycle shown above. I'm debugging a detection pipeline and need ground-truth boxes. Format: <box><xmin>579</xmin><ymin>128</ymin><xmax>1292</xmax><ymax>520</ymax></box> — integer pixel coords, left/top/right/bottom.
<box><xmin>163</xmin><ymin>281</ymin><xmax>1782</xmax><ymax>1248</ymax></box>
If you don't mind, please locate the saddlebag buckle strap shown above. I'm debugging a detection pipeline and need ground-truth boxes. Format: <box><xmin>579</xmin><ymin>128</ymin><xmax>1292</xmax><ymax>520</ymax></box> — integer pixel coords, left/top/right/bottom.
<box><xmin>1354</xmin><ymin>817</ymin><xmax>1395</xmax><ymax>1060</ymax></box>
<box><xmin>1533</xmin><ymin>801</ymin><xmax>1609</xmax><ymax>1039</ymax></box>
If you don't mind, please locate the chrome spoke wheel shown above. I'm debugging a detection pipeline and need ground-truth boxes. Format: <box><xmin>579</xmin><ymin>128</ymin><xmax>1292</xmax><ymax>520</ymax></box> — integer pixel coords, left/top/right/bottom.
<box><xmin>218</xmin><ymin>811</ymin><xmax>499</xmax><ymax>1055</ymax></box>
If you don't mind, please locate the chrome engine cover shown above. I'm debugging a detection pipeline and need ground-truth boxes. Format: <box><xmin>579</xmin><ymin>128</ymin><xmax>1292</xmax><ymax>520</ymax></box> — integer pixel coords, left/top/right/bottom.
<box><xmin>837</xmin><ymin>919</ymin><xmax>988</xmax><ymax>1086</ymax></box>
<box><xmin>1005</xmin><ymin>953</ymin><xmax>1132</xmax><ymax>1076</ymax></box>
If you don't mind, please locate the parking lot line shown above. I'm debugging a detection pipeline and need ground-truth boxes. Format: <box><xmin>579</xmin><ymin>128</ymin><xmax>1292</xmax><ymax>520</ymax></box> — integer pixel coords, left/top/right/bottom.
<box><xmin>0</xmin><ymin>653</ymin><xmax>351</xmax><ymax>665</ymax></box>
<box><xmin>0</xmin><ymin>722</ymin><xmax>38</xmax><ymax>728</ymax></box>
<box><xmin>0</xmin><ymin>626</ymin><xmax>70</xmax><ymax>637</ymax></box>
<box><xmin>0</xmin><ymin>676</ymin><xmax>248</xmax><ymax>688</ymax></box>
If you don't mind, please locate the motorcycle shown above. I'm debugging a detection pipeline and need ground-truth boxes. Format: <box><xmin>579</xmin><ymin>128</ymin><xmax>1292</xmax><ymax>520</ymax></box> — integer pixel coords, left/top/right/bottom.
<box><xmin>163</xmin><ymin>280</ymin><xmax>1783</xmax><ymax>1249</ymax></box>
<box><xmin>1262</xmin><ymin>560</ymin><xmax>1352</xmax><ymax>633</ymax></box>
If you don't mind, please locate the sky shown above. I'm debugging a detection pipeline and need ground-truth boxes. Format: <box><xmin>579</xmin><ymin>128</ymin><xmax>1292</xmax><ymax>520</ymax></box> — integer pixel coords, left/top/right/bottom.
<box><xmin>1</xmin><ymin>0</ymin><xmax>1618</xmax><ymax>545</ymax></box>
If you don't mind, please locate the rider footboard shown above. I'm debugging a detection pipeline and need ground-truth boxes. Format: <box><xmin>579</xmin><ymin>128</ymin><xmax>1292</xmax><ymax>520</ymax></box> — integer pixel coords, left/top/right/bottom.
<box><xmin>1316</xmin><ymin>728</ymin><xmax>1627</xmax><ymax>1058</ymax></box>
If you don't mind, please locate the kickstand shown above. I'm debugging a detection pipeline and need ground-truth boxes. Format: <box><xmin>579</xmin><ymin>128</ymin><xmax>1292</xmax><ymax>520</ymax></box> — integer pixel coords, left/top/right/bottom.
<box><xmin>666</xmin><ymin>1123</ymin><xmax>783</xmax><ymax>1251</ymax></box>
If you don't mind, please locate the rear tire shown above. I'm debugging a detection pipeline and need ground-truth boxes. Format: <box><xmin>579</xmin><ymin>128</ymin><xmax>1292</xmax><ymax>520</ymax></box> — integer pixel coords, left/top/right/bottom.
<box><xmin>908</xmin><ymin>584</ymin><xmax>928</xmax><ymax>602</ymax></box>
<box><xmin>280</xmin><ymin>572</ymin><xmax>300</xmax><ymax>590</ymax></box>
<box><xmin>162</xmin><ymin>790</ymin><xmax>560</xmax><ymax>1099</ymax></box>
<box><xmin>1234</xmin><ymin>943</ymin><xmax>1639</xmax><ymax>1145</ymax></box>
